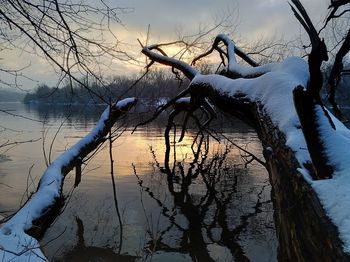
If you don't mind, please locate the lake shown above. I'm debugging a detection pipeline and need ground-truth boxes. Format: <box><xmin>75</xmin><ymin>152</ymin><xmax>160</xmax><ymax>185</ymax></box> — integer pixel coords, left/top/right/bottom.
<box><xmin>0</xmin><ymin>102</ymin><xmax>277</xmax><ymax>261</ymax></box>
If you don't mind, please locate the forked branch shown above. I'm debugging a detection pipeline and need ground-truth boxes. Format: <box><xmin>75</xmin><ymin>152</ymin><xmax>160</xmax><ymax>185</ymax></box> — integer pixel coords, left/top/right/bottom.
<box><xmin>323</xmin><ymin>0</ymin><xmax>350</xmax><ymax>30</ymax></box>
<box><xmin>328</xmin><ymin>29</ymin><xmax>350</xmax><ymax>118</ymax></box>
<box><xmin>290</xmin><ymin>0</ymin><xmax>328</xmax><ymax>99</ymax></box>
<box><xmin>141</xmin><ymin>44</ymin><xmax>199</xmax><ymax>80</ymax></box>
<box><xmin>192</xmin><ymin>34</ymin><xmax>259</xmax><ymax>68</ymax></box>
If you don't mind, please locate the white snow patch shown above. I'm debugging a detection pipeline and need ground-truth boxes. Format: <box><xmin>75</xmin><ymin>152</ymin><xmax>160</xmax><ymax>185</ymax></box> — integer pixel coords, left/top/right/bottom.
<box><xmin>207</xmin><ymin>243</ymin><xmax>233</xmax><ymax>262</ymax></box>
<box><xmin>192</xmin><ymin>57</ymin><xmax>311</xmax><ymax>169</ymax></box>
<box><xmin>175</xmin><ymin>97</ymin><xmax>191</xmax><ymax>104</ymax></box>
<box><xmin>311</xmin><ymin>105</ymin><xmax>350</xmax><ymax>252</ymax></box>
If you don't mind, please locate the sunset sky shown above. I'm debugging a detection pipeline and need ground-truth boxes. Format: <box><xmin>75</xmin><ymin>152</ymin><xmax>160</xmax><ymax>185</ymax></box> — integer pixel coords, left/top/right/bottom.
<box><xmin>1</xmin><ymin>0</ymin><xmax>329</xmax><ymax>91</ymax></box>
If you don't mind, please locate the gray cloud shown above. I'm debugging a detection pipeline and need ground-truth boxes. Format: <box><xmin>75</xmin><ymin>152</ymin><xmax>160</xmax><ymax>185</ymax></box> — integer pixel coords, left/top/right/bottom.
<box><xmin>117</xmin><ymin>0</ymin><xmax>328</xmax><ymax>39</ymax></box>
<box><xmin>1</xmin><ymin>0</ymin><xmax>330</xmax><ymax>90</ymax></box>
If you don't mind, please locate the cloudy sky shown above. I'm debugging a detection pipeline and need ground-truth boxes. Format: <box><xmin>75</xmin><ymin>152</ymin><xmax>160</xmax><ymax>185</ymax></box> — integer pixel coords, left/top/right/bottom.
<box><xmin>1</xmin><ymin>0</ymin><xmax>330</xmax><ymax>91</ymax></box>
<box><xmin>117</xmin><ymin>0</ymin><xmax>328</xmax><ymax>40</ymax></box>
<box><xmin>115</xmin><ymin>0</ymin><xmax>330</xmax><ymax>48</ymax></box>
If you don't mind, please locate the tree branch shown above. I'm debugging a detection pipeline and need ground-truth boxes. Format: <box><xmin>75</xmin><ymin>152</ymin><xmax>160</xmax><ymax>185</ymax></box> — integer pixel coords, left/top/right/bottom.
<box><xmin>328</xmin><ymin>28</ymin><xmax>350</xmax><ymax>118</ymax></box>
<box><xmin>141</xmin><ymin>44</ymin><xmax>199</xmax><ymax>80</ymax></box>
<box><xmin>0</xmin><ymin>98</ymin><xmax>137</xmax><ymax>261</ymax></box>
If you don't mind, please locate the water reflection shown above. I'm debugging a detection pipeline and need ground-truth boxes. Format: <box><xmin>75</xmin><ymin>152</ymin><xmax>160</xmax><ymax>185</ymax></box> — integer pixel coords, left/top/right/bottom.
<box><xmin>59</xmin><ymin>217</ymin><xmax>137</xmax><ymax>262</ymax></box>
<box><xmin>24</xmin><ymin>103</ymin><xmax>105</xmax><ymax>123</ymax></box>
<box><xmin>133</xmin><ymin>134</ymin><xmax>276</xmax><ymax>261</ymax></box>
<box><xmin>0</xmin><ymin>102</ymin><xmax>277</xmax><ymax>261</ymax></box>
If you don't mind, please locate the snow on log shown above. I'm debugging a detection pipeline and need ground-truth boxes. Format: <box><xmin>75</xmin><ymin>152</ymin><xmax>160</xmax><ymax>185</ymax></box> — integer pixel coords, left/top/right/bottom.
<box><xmin>312</xmin><ymin>106</ymin><xmax>350</xmax><ymax>253</ymax></box>
<box><xmin>192</xmin><ymin>56</ymin><xmax>312</xmax><ymax>171</ymax></box>
<box><xmin>190</xmin><ymin>57</ymin><xmax>350</xmax><ymax>258</ymax></box>
<box><xmin>0</xmin><ymin>98</ymin><xmax>137</xmax><ymax>261</ymax></box>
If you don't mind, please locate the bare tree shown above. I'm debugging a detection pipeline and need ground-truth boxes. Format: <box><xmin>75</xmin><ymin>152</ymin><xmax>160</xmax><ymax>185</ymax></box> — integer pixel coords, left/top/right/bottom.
<box><xmin>0</xmin><ymin>0</ymin><xmax>133</xmax><ymax>98</ymax></box>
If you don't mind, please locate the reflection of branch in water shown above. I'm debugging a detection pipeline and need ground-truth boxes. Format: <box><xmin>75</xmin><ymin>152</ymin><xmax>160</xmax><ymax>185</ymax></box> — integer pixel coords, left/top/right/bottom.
<box><xmin>108</xmin><ymin>120</ymin><xmax>123</xmax><ymax>254</ymax></box>
<box><xmin>169</xmin><ymin>144</ymin><xmax>238</xmax><ymax>261</ymax></box>
<box><xmin>199</xmin><ymin>146</ymin><xmax>251</xmax><ymax>261</ymax></box>
<box><xmin>59</xmin><ymin>217</ymin><xmax>137</xmax><ymax>261</ymax></box>
<box><xmin>148</xmin><ymin>145</ymin><xmax>160</xmax><ymax>169</ymax></box>
<box><xmin>133</xmin><ymin>163</ymin><xmax>186</xmax><ymax>261</ymax></box>
<box><xmin>134</xmin><ymin>138</ymin><xmax>253</xmax><ymax>261</ymax></box>
<box><xmin>132</xmin><ymin>164</ymin><xmax>185</xmax><ymax>233</ymax></box>
<box><xmin>163</xmin><ymin>98</ymin><xmax>219</xmax><ymax>173</ymax></box>
<box><xmin>167</xmin><ymin>121</ymin><xmax>274</xmax><ymax>261</ymax></box>
<box><xmin>132</xmin><ymin>107</ymin><xmax>276</xmax><ymax>260</ymax></box>
<box><xmin>218</xmin><ymin>180</ymin><xmax>272</xmax><ymax>261</ymax></box>
<box><xmin>220</xmin><ymin>132</ymin><xmax>266</xmax><ymax>167</ymax></box>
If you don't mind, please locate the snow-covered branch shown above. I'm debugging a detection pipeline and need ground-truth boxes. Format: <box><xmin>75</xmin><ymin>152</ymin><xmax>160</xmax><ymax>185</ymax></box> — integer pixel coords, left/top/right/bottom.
<box><xmin>192</xmin><ymin>34</ymin><xmax>275</xmax><ymax>78</ymax></box>
<box><xmin>0</xmin><ymin>98</ymin><xmax>137</xmax><ymax>261</ymax></box>
<box><xmin>141</xmin><ymin>44</ymin><xmax>199</xmax><ymax>80</ymax></box>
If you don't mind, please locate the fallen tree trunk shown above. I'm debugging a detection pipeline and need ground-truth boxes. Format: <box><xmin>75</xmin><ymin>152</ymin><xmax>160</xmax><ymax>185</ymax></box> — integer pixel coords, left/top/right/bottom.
<box><xmin>187</xmin><ymin>81</ymin><xmax>349</xmax><ymax>261</ymax></box>
<box><xmin>0</xmin><ymin>98</ymin><xmax>137</xmax><ymax>261</ymax></box>
<box><xmin>138</xmin><ymin>18</ymin><xmax>350</xmax><ymax>257</ymax></box>
<box><xmin>254</xmin><ymin>106</ymin><xmax>347</xmax><ymax>261</ymax></box>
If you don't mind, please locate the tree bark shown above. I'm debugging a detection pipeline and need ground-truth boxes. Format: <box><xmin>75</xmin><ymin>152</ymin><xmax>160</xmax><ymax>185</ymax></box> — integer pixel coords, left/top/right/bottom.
<box><xmin>293</xmin><ymin>87</ymin><xmax>333</xmax><ymax>179</ymax></box>
<box><xmin>199</xmin><ymin>85</ymin><xmax>348</xmax><ymax>260</ymax></box>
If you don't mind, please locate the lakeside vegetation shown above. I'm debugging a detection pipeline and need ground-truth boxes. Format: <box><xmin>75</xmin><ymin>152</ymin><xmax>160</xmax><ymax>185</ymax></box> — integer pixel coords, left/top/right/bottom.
<box><xmin>22</xmin><ymin>66</ymin><xmax>350</xmax><ymax>110</ymax></box>
<box><xmin>0</xmin><ymin>89</ymin><xmax>25</xmax><ymax>102</ymax></box>
<box><xmin>23</xmin><ymin>70</ymin><xmax>189</xmax><ymax>104</ymax></box>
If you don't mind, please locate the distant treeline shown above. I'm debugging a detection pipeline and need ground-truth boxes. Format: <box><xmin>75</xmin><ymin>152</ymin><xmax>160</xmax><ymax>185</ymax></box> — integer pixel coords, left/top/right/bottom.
<box><xmin>23</xmin><ymin>63</ymin><xmax>350</xmax><ymax>107</ymax></box>
<box><xmin>0</xmin><ymin>89</ymin><xmax>25</xmax><ymax>102</ymax></box>
<box><xmin>23</xmin><ymin>70</ymin><xmax>189</xmax><ymax>104</ymax></box>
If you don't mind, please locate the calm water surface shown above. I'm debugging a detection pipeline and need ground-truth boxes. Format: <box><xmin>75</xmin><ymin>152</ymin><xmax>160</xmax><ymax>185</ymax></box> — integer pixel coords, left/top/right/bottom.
<box><xmin>0</xmin><ymin>102</ymin><xmax>277</xmax><ymax>261</ymax></box>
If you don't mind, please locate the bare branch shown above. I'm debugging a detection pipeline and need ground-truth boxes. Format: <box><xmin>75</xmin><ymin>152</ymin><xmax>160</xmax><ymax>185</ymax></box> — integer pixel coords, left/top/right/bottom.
<box><xmin>322</xmin><ymin>0</ymin><xmax>350</xmax><ymax>31</ymax></box>
<box><xmin>327</xmin><ymin>28</ymin><xmax>350</xmax><ymax>118</ymax></box>
<box><xmin>290</xmin><ymin>0</ymin><xmax>328</xmax><ymax>100</ymax></box>
<box><xmin>192</xmin><ymin>34</ymin><xmax>259</xmax><ymax>68</ymax></box>
<box><xmin>141</xmin><ymin>44</ymin><xmax>199</xmax><ymax>80</ymax></box>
